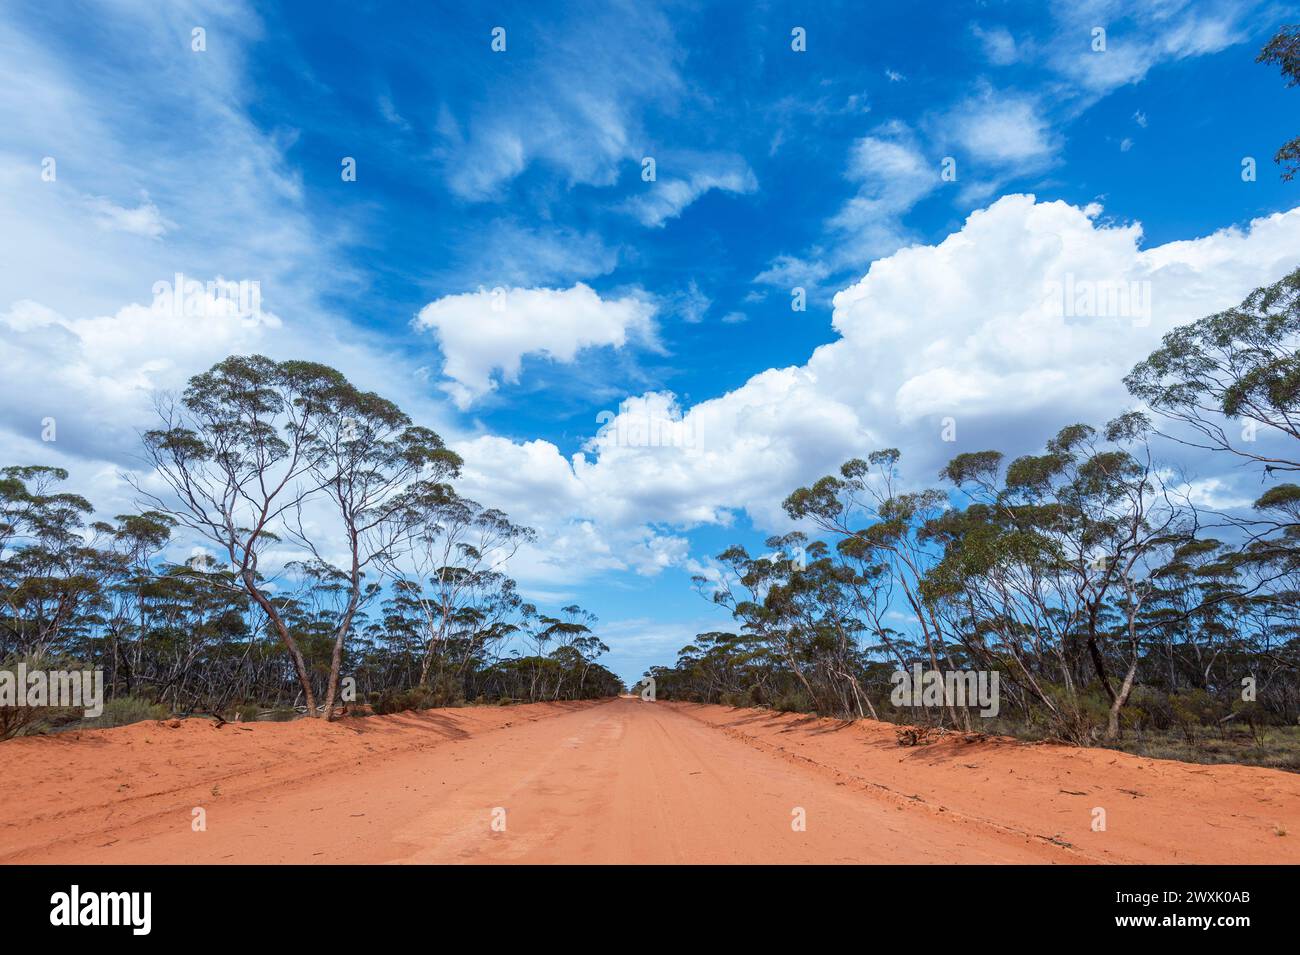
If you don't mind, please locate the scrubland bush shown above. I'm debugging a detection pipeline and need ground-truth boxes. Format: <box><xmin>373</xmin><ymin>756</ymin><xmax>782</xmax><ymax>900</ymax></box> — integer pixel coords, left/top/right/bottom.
<box><xmin>83</xmin><ymin>696</ymin><xmax>169</xmax><ymax>728</ymax></box>
<box><xmin>774</xmin><ymin>688</ymin><xmax>813</xmax><ymax>713</ymax></box>
<box><xmin>0</xmin><ymin>654</ymin><xmax>85</xmax><ymax>740</ymax></box>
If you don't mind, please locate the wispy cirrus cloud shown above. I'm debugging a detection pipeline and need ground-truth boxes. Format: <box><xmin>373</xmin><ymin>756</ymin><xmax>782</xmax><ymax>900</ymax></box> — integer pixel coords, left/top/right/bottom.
<box><xmin>433</xmin><ymin>1</ymin><xmax>684</xmax><ymax>203</ymax></box>
<box><xmin>1045</xmin><ymin>0</ymin><xmax>1251</xmax><ymax>95</ymax></box>
<box><xmin>83</xmin><ymin>194</ymin><xmax>170</xmax><ymax>238</ymax></box>
<box><xmin>755</xmin><ymin>0</ymin><xmax>1264</xmax><ymax>296</ymax></box>
<box><xmin>756</xmin><ymin>120</ymin><xmax>939</xmax><ymax>289</ymax></box>
<box><xmin>620</xmin><ymin>154</ymin><xmax>758</xmax><ymax>228</ymax></box>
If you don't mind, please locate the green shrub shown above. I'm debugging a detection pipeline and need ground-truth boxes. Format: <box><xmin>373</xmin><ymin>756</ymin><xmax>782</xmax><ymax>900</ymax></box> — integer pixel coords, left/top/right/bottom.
<box><xmin>267</xmin><ymin>706</ymin><xmax>297</xmax><ymax>722</ymax></box>
<box><xmin>235</xmin><ymin>703</ymin><xmax>261</xmax><ymax>722</ymax></box>
<box><xmin>1231</xmin><ymin>699</ymin><xmax>1268</xmax><ymax>747</ymax></box>
<box><xmin>0</xmin><ymin>654</ymin><xmax>86</xmax><ymax>739</ymax></box>
<box><xmin>1125</xmin><ymin>686</ymin><xmax>1172</xmax><ymax>732</ymax></box>
<box><xmin>368</xmin><ymin>675</ymin><xmax>470</xmax><ymax>715</ymax></box>
<box><xmin>371</xmin><ymin>686</ymin><xmax>432</xmax><ymax>715</ymax></box>
<box><xmin>715</xmin><ymin>686</ymin><xmax>766</xmax><ymax>708</ymax></box>
<box><xmin>774</xmin><ymin>689</ymin><xmax>813</xmax><ymax>713</ymax></box>
<box><xmin>83</xmin><ymin>695</ymin><xmax>170</xmax><ymax>728</ymax></box>
<box><xmin>1025</xmin><ymin>683</ymin><xmax>1110</xmax><ymax>744</ymax></box>
<box><xmin>427</xmin><ymin>671</ymin><xmax>466</xmax><ymax>708</ymax></box>
<box><xmin>1170</xmin><ymin>689</ymin><xmax>1225</xmax><ymax>742</ymax></box>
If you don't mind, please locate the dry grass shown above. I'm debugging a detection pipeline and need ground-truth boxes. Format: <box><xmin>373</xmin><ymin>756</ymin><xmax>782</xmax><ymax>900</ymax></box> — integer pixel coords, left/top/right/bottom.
<box><xmin>1106</xmin><ymin>725</ymin><xmax>1300</xmax><ymax>772</ymax></box>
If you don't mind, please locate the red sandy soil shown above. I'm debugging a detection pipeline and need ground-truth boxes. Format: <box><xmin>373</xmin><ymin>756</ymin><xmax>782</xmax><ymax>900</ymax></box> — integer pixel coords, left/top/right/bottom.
<box><xmin>669</xmin><ymin>702</ymin><xmax>1299</xmax><ymax>864</ymax></box>
<box><xmin>0</xmin><ymin>697</ymin><xmax>1295</xmax><ymax>864</ymax></box>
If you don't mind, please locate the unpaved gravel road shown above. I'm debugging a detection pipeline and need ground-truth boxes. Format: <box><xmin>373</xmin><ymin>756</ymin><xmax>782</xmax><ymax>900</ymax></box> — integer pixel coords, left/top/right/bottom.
<box><xmin>2</xmin><ymin>697</ymin><xmax>1296</xmax><ymax>864</ymax></box>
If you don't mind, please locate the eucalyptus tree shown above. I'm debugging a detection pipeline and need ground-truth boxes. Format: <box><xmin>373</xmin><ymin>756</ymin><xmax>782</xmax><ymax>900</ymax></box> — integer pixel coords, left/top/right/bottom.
<box><xmin>140</xmin><ymin>356</ymin><xmax>335</xmax><ymax>713</ymax></box>
<box><xmin>0</xmin><ymin>466</ymin><xmax>110</xmax><ymax>659</ymax></box>
<box><xmin>378</xmin><ymin>486</ymin><xmax>532</xmax><ymax>687</ymax></box>
<box><xmin>699</xmin><ymin>631</ymin><xmax>779</xmax><ymax>704</ymax></box>
<box><xmin>652</xmin><ymin>633</ymin><xmax>746</xmax><ymax>703</ymax></box>
<box><xmin>784</xmin><ymin>451</ymin><xmax>965</xmax><ymax>724</ymax></box>
<box><xmin>101</xmin><ymin>511</ymin><xmax>176</xmax><ymax>695</ymax></box>
<box><xmin>1126</xmin><ymin>268</ymin><xmax>1300</xmax><ymax>481</ymax></box>
<box><xmin>1126</xmin><ymin>266</ymin><xmax>1300</xmax><ymax>700</ymax></box>
<box><xmin>466</xmin><ymin>604</ymin><xmax>610</xmax><ymax>702</ymax></box>
<box><xmin>444</xmin><ymin>573</ymin><xmax>521</xmax><ymax>684</ymax></box>
<box><xmin>762</xmin><ymin>535</ymin><xmax>880</xmax><ymax>717</ymax></box>
<box><xmin>550</xmin><ymin>634</ymin><xmax>611</xmax><ymax>699</ymax></box>
<box><xmin>139</xmin><ymin>355</ymin><xmax>460</xmax><ymax>719</ymax></box>
<box><xmin>127</xmin><ymin>560</ymin><xmax>252</xmax><ymax>712</ymax></box>
<box><xmin>934</xmin><ymin>416</ymin><xmax>1190</xmax><ymax>739</ymax></box>
<box><xmin>693</xmin><ymin>542</ymin><xmax>824</xmax><ymax>710</ymax></box>
<box><xmin>1258</xmin><ymin>26</ymin><xmax>1300</xmax><ymax>180</ymax></box>
<box><xmin>648</xmin><ymin>268</ymin><xmax>1300</xmax><ymax>741</ymax></box>
<box><xmin>532</xmin><ymin>605</ymin><xmax>597</xmax><ymax>699</ymax></box>
<box><xmin>290</xmin><ymin>377</ymin><xmax>461</xmax><ymax>720</ymax></box>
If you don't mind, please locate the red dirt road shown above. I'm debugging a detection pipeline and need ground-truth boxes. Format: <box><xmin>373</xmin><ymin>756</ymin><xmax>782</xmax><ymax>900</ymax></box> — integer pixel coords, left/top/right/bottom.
<box><xmin>1</xmin><ymin>697</ymin><xmax>1296</xmax><ymax>864</ymax></box>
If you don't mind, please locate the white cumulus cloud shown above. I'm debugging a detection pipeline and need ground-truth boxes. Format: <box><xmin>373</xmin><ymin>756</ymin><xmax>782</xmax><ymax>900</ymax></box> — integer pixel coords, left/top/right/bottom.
<box><xmin>414</xmin><ymin>284</ymin><xmax>657</xmax><ymax>408</ymax></box>
<box><xmin>457</xmin><ymin>196</ymin><xmax>1300</xmax><ymax>572</ymax></box>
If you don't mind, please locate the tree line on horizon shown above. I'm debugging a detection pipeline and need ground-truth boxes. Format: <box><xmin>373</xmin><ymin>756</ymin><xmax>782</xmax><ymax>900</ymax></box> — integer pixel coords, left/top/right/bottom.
<box><xmin>646</xmin><ymin>268</ymin><xmax>1300</xmax><ymax>749</ymax></box>
<box><xmin>1</xmin><ymin>355</ymin><xmax>622</xmax><ymax>738</ymax></box>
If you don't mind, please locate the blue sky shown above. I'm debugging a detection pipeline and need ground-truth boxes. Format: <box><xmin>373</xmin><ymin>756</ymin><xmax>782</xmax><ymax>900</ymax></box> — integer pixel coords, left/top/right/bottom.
<box><xmin>3</xmin><ymin>0</ymin><xmax>1300</xmax><ymax>683</ymax></box>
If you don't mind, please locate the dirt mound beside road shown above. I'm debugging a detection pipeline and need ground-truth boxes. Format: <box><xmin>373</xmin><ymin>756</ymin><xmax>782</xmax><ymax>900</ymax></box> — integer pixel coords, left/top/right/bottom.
<box><xmin>669</xmin><ymin>702</ymin><xmax>1300</xmax><ymax>864</ymax></box>
<box><xmin>0</xmin><ymin>700</ymin><xmax>595</xmax><ymax>862</ymax></box>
